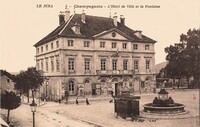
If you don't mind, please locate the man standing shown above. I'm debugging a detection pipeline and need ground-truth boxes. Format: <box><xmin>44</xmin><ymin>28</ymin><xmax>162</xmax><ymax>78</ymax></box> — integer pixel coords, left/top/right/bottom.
<box><xmin>76</xmin><ymin>98</ymin><xmax>79</xmax><ymax>105</ymax></box>
<box><xmin>86</xmin><ymin>98</ymin><xmax>90</xmax><ymax>105</ymax></box>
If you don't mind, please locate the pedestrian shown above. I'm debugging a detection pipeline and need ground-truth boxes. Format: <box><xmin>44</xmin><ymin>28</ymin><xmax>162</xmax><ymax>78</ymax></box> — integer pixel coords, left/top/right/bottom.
<box><xmin>76</xmin><ymin>98</ymin><xmax>79</xmax><ymax>105</ymax></box>
<box><xmin>173</xmin><ymin>87</ymin><xmax>175</xmax><ymax>93</ymax></box>
<box><xmin>193</xmin><ymin>94</ymin><xmax>196</xmax><ymax>100</ymax></box>
<box><xmin>153</xmin><ymin>87</ymin><xmax>156</xmax><ymax>94</ymax></box>
<box><xmin>86</xmin><ymin>98</ymin><xmax>90</xmax><ymax>105</ymax></box>
<box><xmin>58</xmin><ymin>98</ymin><xmax>61</xmax><ymax>105</ymax></box>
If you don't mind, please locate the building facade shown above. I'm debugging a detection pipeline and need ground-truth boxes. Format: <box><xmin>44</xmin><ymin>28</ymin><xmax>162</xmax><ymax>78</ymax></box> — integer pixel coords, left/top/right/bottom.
<box><xmin>34</xmin><ymin>8</ymin><xmax>156</xmax><ymax>101</ymax></box>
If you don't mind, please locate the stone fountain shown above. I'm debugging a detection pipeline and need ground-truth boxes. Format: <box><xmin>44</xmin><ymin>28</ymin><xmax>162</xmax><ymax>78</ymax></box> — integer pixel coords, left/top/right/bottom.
<box><xmin>143</xmin><ymin>89</ymin><xmax>186</xmax><ymax>114</ymax></box>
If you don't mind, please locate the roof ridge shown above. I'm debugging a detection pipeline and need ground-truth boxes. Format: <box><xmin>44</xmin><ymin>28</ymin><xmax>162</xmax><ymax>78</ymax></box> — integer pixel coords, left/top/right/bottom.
<box><xmin>75</xmin><ymin>13</ymin><xmax>112</xmax><ymax>20</ymax></box>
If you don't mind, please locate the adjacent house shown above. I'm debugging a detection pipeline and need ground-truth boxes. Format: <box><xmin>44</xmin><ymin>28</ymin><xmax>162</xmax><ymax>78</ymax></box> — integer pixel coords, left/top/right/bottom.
<box><xmin>34</xmin><ymin>7</ymin><xmax>157</xmax><ymax>101</ymax></box>
<box><xmin>0</xmin><ymin>70</ymin><xmax>15</xmax><ymax>94</ymax></box>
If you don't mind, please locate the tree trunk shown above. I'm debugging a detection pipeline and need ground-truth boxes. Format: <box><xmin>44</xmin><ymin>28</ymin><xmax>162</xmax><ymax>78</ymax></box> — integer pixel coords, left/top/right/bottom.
<box><xmin>178</xmin><ymin>79</ymin><xmax>180</xmax><ymax>89</ymax></box>
<box><xmin>173</xmin><ymin>78</ymin><xmax>175</xmax><ymax>87</ymax></box>
<box><xmin>27</xmin><ymin>92</ymin><xmax>29</xmax><ymax>103</ymax></box>
<box><xmin>187</xmin><ymin>77</ymin><xmax>190</xmax><ymax>88</ymax></box>
<box><xmin>7</xmin><ymin>109</ymin><xmax>10</xmax><ymax>124</ymax></box>
<box><xmin>193</xmin><ymin>75</ymin><xmax>199</xmax><ymax>88</ymax></box>
<box><xmin>19</xmin><ymin>90</ymin><xmax>22</xmax><ymax>97</ymax></box>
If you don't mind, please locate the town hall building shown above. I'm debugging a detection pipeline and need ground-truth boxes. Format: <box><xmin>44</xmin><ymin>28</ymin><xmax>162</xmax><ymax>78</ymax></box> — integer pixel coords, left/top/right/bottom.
<box><xmin>34</xmin><ymin>7</ymin><xmax>157</xmax><ymax>101</ymax></box>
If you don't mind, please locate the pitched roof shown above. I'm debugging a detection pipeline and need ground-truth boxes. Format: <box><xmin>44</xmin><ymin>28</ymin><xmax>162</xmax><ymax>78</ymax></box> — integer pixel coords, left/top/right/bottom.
<box><xmin>34</xmin><ymin>14</ymin><xmax>156</xmax><ymax>47</ymax></box>
<box><xmin>0</xmin><ymin>70</ymin><xmax>14</xmax><ymax>80</ymax></box>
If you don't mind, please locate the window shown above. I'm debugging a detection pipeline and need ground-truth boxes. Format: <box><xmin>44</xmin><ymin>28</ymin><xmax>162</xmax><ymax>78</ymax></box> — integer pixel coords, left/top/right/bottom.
<box><xmin>123</xmin><ymin>60</ymin><xmax>128</xmax><ymax>70</ymax></box>
<box><xmin>100</xmin><ymin>59</ymin><xmax>106</xmax><ymax>70</ymax></box>
<box><xmin>51</xmin><ymin>57</ymin><xmax>54</xmax><ymax>72</ymax></box>
<box><xmin>84</xmin><ymin>59</ymin><xmax>90</xmax><ymax>70</ymax></box>
<box><xmin>46</xmin><ymin>45</ymin><xmax>48</xmax><ymax>51</ymax></box>
<box><xmin>69</xmin><ymin>81</ymin><xmax>75</xmax><ymax>94</ymax></box>
<box><xmin>133</xmin><ymin>44</ymin><xmax>138</xmax><ymax>50</ymax></box>
<box><xmin>68</xmin><ymin>58</ymin><xmax>75</xmax><ymax>70</ymax></box>
<box><xmin>145</xmin><ymin>45</ymin><xmax>150</xmax><ymax>50</ymax></box>
<box><xmin>7</xmin><ymin>79</ymin><xmax>10</xmax><ymax>83</ymax></box>
<box><xmin>85</xmin><ymin>80</ymin><xmax>90</xmax><ymax>83</ymax></box>
<box><xmin>41</xmin><ymin>46</ymin><xmax>43</xmax><ymax>53</ymax></box>
<box><xmin>56</xmin><ymin>41</ymin><xmax>59</xmax><ymax>48</ymax></box>
<box><xmin>112</xmin><ymin>60</ymin><xmax>117</xmax><ymax>70</ymax></box>
<box><xmin>134</xmin><ymin>60</ymin><xmax>139</xmax><ymax>70</ymax></box>
<box><xmin>122</xmin><ymin>43</ymin><xmax>127</xmax><ymax>49</ymax></box>
<box><xmin>100</xmin><ymin>41</ymin><xmax>105</xmax><ymax>48</ymax></box>
<box><xmin>56</xmin><ymin>56</ymin><xmax>60</xmax><ymax>72</ymax></box>
<box><xmin>68</xmin><ymin>40</ymin><xmax>74</xmax><ymax>47</ymax></box>
<box><xmin>37</xmin><ymin>48</ymin><xmax>39</xmax><ymax>54</ymax></box>
<box><xmin>46</xmin><ymin>58</ymin><xmax>48</xmax><ymax>72</ymax></box>
<box><xmin>41</xmin><ymin>59</ymin><xmax>44</xmax><ymax>71</ymax></box>
<box><xmin>146</xmin><ymin>60</ymin><xmax>150</xmax><ymax>69</ymax></box>
<box><xmin>112</xmin><ymin>42</ymin><xmax>117</xmax><ymax>48</ymax></box>
<box><xmin>84</xmin><ymin>41</ymin><xmax>90</xmax><ymax>47</ymax></box>
<box><xmin>51</xmin><ymin>43</ymin><xmax>53</xmax><ymax>49</ymax></box>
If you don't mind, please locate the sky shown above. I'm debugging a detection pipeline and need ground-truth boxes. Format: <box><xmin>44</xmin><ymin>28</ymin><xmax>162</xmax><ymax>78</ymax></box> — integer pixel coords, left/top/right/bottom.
<box><xmin>0</xmin><ymin>0</ymin><xmax>199</xmax><ymax>72</ymax></box>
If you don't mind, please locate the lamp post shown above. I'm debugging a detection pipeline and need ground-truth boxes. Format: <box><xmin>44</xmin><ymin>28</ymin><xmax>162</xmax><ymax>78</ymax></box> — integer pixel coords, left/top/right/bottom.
<box><xmin>30</xmin><ymin>90</ymin><xmax>37</xmax><ymax>127</ymax></box>
<box><xmin>46</xmin><ymin>80</ymin><xmax>49</xmax><ymax>101</ymax></box>
<box><xmin>163</xmin><ymin>80</ymin><xmax>167</xmax><ymax>88</ymax></box>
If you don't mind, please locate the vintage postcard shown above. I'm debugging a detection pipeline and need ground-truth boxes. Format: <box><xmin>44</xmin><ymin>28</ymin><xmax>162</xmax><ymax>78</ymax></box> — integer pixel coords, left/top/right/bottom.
<box><xmin>0</xmin><ymin>0</ymin><xmax>199</xmax><ymax>127</ymax></box>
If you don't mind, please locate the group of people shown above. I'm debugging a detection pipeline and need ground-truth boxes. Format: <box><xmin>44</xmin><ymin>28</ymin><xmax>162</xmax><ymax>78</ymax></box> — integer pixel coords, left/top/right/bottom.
<box><xmin>76</xmin><ymin>98</ymin><xmax>90</xmax><ymax>105</ymax></box>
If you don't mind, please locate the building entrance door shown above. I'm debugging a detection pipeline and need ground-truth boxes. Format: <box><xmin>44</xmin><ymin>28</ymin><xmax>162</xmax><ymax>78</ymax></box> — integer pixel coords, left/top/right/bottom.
<box><xmin>115</xmin><ymin>83</ymin><xmax>118</xmax><ymax>96</ymax></box>
<box><xmin>92</xmin><ymin>84</ymin><xmax>96</xmax><ymax>95</ymax></box>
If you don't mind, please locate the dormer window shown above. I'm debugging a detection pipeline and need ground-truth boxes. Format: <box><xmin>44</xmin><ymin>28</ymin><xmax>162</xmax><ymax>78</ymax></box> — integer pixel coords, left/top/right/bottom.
<box><xmin>134</xmin><ymin>30</ymin><xmax>143</xmax><ymax>39</ymax></box>
<box><xmin>72</xmin><ymin>23</ymin><xmax>81</xmax><ymax>34</ymax></box>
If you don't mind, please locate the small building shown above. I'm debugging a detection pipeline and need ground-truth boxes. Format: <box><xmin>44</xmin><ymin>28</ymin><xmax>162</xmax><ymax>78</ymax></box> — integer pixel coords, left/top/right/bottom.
<box><xmin>0</xmin><ymin>70</ymin><xmax>15</xmax><ymax>94</ymax></box>
<box><xmin>34</xmin><ymin>7</ymin><xmax>157</xmax><ymax>101</ymax></box>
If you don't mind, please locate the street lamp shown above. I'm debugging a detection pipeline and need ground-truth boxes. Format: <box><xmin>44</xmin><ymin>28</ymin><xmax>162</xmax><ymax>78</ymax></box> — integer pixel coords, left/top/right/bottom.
<box><xmin>30</xmin><ymin>90</ymin><xmax>37</xmax><ymax>127</ymax></box>
<box><xmin>46</xmin><ymin>80</ymin><xmax>49</xmax><ymax>101</ymax></box>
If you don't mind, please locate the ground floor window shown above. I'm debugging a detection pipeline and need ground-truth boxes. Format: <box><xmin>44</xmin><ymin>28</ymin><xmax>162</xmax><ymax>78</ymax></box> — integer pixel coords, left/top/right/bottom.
<box><xmin>69</xmin><ymin>81</ymin><xmax>75</xmax><ymax>95</ymax></box>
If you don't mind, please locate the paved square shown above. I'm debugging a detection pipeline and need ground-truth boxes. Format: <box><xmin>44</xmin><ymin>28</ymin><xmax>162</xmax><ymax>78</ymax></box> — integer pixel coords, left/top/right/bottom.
<box><xmin>1</xmin><ymin>89</ymin><xmax>199</xmax><ymax>127</ymax></box>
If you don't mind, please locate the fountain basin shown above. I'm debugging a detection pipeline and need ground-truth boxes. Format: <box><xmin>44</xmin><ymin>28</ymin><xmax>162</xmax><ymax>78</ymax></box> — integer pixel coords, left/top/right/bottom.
<box><xmin>143</xmin><ymin>103</ymin><xmax>185</xmax><ymax>114</ymax></box>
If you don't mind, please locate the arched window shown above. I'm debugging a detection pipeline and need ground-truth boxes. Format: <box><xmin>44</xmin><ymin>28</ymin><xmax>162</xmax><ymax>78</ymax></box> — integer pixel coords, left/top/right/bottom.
<box><xmin>123</xmin><ymin>78</ymin><xmax>129</xmax><ymax>87</ymax></box>
<box><xmin>111</xmin><ymin>78</ymin><xmax>118</xmax><ymax>82</ymax></box>
<box><xmin>84</xmin><ymin>79</ymin><xmax>90</xmax><ymax>83</ymax></box>
<box><xmin>100</xmin><ymin>79</ymin><xmax>106</xmax><ymax>85</ymax></box>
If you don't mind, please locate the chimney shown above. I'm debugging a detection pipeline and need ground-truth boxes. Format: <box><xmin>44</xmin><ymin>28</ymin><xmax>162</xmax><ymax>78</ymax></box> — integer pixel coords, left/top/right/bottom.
<box><xmin>59</xmin><ymin>13</ymin><xmax>65</xmax><ymax>25</ymax></box>
<box><xmin>81</xmin><ymin>10</ymin><xmax>86</xmax><ymax>23</ymax></box>
<box><xmin>113</xmin><ymin>13</ymin><xmax>118</xmax><ymax>27</ymax></box>
<box><xmin>64</xmin><ymin>5</ymin><xmax>70</xmax><ymax>22</ymax></box>
<box><xmin>120</xmin><ymin>15</ymin><xmax>125</xmax><ymax>25</ymax></box>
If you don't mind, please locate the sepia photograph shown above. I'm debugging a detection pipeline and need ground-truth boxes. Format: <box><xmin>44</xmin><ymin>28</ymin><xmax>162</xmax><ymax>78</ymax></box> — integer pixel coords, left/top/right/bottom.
<box><xmin>0</xmin><ymin>0</ymin><xmax>199</xmax><ymax>127</ymax></box>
